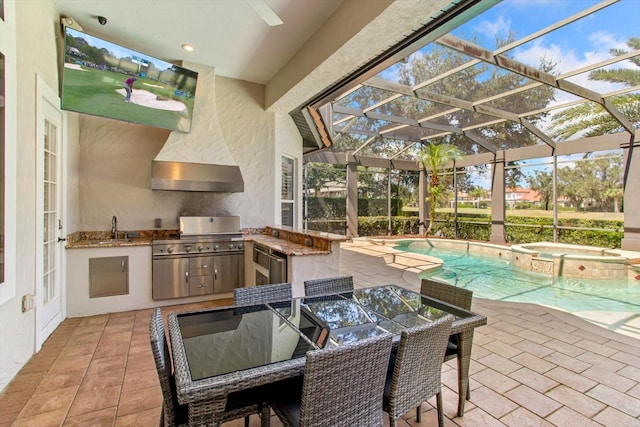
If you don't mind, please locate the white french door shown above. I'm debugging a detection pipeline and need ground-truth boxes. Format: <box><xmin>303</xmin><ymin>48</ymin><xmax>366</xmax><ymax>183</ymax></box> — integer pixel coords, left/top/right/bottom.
<box><xmin>35</xmin><ymin>77</ymin><xmax>64</xmax><ymax>349</ymax></box>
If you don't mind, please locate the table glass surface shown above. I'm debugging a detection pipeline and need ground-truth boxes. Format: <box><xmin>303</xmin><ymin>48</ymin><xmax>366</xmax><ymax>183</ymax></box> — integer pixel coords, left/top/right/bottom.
<box><xmin>300</xmin><ymin>295</ymin><xmax>390</xmax><ymax>346</ymax></box>
<box><xmin>176</xmin><ymin>304</ymin><xmax>315</xmax><ymax>380</ymax></box>
<box><xmin>350</xmin><ymin>285</ymin><xmax>467</xmax><ymax>327</ymax></box>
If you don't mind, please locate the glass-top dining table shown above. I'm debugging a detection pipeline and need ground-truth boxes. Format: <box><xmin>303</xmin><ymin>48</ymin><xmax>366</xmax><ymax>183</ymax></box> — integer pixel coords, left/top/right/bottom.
<box><xmin>167</xmin><ymin>285</ymin><xmax>487</xmax><ymax>425</ymax></box>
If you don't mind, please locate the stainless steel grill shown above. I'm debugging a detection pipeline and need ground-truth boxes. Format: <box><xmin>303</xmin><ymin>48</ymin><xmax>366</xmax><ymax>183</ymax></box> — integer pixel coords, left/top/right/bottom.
<box><xmin>152</xmin><ymin>216</ymin><xmax>245</xmax><ymax>300</ymax></box>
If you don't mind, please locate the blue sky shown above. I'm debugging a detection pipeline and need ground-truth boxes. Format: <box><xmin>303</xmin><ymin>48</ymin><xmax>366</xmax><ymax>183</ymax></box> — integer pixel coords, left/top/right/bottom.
<box><xmin>453</xmin><ymin>0</ymin><xmax>639</xmax><ymax>99</ymax></box>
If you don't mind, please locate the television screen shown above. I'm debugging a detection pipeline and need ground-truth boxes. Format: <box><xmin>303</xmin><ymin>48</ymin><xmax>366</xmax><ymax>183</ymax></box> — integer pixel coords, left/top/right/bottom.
<box><xmin>61</xmin><ymin>27</ymin><xmax>197</xmax><ymax>132</ymax></box>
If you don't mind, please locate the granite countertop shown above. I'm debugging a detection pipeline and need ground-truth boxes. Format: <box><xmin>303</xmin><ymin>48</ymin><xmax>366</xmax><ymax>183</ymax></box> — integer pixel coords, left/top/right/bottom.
<box><xmin>249</xmin><ymin>234</ymin><xmax>331</xmax><ymax>256</ymax></box>
<box><xmin>66</xmin><ymin>226</ymin><xmax>350</xmax><ymax>255</ymax></box>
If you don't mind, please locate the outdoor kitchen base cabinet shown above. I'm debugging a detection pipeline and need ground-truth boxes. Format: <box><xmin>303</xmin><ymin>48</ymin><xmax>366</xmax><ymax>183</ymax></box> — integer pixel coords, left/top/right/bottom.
<box><xmin>89</xmin><ymin>256</ymin><xmax>129</xmax><ymax>298</ymax></box>
<box><xmin>152</xmin><ymin>254</ymin><xmax>244</xmax><ymax>300</ymax></box>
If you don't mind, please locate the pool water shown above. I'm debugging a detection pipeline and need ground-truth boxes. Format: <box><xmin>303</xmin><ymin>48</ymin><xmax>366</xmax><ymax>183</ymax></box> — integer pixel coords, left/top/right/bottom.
<box><xmin>394</xmin><ymin>242</ymin><xmax>640</xmax><ymax>315</ymax></box>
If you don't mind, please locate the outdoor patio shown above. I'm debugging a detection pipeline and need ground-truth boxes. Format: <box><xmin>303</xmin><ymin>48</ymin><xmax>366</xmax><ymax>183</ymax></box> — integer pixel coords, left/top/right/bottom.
<box><xmin>1</xmin><ymin>240</ymin><xmax>639</xmax><ymax>426</ymax></box>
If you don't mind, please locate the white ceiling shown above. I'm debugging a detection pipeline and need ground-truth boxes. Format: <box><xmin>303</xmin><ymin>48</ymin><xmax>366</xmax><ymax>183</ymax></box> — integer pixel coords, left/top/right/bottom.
<box><xmin>52</xmin><ymin>0</ymin><xmax>344</xmax><ymax>85</ymax></box>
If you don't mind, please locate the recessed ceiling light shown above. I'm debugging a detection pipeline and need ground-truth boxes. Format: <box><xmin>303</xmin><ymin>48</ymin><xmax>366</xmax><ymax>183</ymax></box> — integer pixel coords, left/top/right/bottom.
<box><xmin>181</xmin><ymin>44</ymin><xmax>195</xmax><ymax>52</ymax></box>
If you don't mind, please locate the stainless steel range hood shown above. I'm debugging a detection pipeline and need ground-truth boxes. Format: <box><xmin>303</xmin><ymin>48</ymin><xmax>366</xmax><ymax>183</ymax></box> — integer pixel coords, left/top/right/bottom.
<box><xmin>151</xmin><ymin>63</ymin><xmax>245</xmax><ymax>193</ymax></box>
<box><xmin>151</xmin><ymin>160</ymin><xmax>244</xmax><ymax>192</ymax></box>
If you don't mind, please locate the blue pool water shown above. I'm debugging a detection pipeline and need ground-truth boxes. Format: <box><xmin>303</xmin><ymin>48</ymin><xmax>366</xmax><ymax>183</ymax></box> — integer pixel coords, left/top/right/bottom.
<box><xmin>394</xmin><ymin>241</ymin><xmax>640</xmax><ymax>315</ymax></box>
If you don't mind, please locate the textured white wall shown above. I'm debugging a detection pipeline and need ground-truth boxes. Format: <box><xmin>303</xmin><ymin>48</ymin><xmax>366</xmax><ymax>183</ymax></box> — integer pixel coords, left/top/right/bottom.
<box><xmin>0</xmin><ymin>0</ymin><xmax>60</xmax><ymax>391</ymax></box>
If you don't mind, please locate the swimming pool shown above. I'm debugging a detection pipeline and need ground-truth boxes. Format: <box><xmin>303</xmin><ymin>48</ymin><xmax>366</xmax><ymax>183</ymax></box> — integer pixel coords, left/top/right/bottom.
<box><xmin>393</xmin><ymin>240</ymin><xmax>640</xmax><ymax>316</ymax></box>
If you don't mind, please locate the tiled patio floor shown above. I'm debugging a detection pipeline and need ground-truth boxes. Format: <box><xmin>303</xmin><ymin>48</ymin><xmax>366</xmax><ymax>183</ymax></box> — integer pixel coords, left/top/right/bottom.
<box><xmin>1</xmin><ymin>239</ymin><xmax>639</xmax><ymax>426</ymax></box>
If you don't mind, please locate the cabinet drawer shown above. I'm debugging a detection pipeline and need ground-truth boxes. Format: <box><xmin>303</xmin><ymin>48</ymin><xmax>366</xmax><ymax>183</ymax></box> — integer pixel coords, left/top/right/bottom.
<box><xmin>189</xmin><ymin>275</ymin><xmax>214</xmax><ymax>296</ymax></box>
<box><xmin>189</xmin><ymin>256</ymin><xmax>213</xmax><ymax>276</ymax></box>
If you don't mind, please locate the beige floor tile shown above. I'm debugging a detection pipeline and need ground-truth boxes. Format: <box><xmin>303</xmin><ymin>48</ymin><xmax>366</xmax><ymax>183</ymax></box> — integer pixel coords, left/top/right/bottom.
<box><xmin>544</xmin><ymin>366</ymin><xmax>598</xmax><ymax>392</ymax></box>
<box><xmin>472</xmin><ymin>368</ymin><xmax>519</xmax><ymax>394</ymax></box>
<box><xmin>59</xmin><ymin>342</ymin><xmax>100</xmax><ymax>358</ymax></box>
<box><xmin>512</xmin><ymin>340</ymin><xmax>554</xmax><ymax>358</ymax></box>
<box><xmin>116</xmin><ymin>385</ymin><xmax>162</xmax><ymax>417</ymax></box>
<box><xmin>586</xmin><ymin>384</ymin><xmax>640</xmax><ymax>417</ymax></box>
<box><xmin>93</xmin><ymin>342</ymin><xmax>130</xmax><ymax>359</ymax></box>
<box><xmin>63</xmin><ymin>406</ymin><xmax>117</xmax><ymax>427</ymax></box>
<box><xmin>508</xmin><ymin>367</ymin><xmax>559</xmax><ymax>394</ymax></box>
<box><xmin>36</xmin><ymin>368</ymin><xmax>86</xmax><ymax>392</ymax></box>
<box><xmin>466</xmin><ymin>386</ymin><xmax>518</xmax><ymax>418</ymax></box>
<box><xmin>592</xmin><ymin>406</ymin><xmax>640</xmax><ymax>427</ymax></box>
<box><xmin>121</xmin><ymin>368</ymin><xmax>159</xmax><ymax>392</ymax></box>
<box><xmin>581</xmin><ymin>365</ymin><xmax>636</xmax><ymax>393</ymax></box>
<box><xmin>503</xmin><ymin>385</ymin><xmax>561</xmax><ymax>418</ymax></box>
<box><xmin>476</xmin><ymin>353</ymin><xmax>522</xmax><ymax>375</ymax></box>
<box><xmin>482</xmin><ymin>339</ymin><xmax>523</xmax><ymax>359</ymax></box>
<box><xmin>545</xmin><ymin>385</ymin><xmax>606</xmax><ymax>418</ymax></box>
<box><xmin>67</xmin><ymin>384</ymin><xmax>120</xmax><ymax>416</ymax></box>
<box><xmin>79</xmin><ymin>367</ymin><xmax>125</xmax><ymax>391</ymax></box>
<box><xmin>499</xmin><ymin>407</ymin><xmax>554</xmax><ymax>427</ymax></box>
<box><xmin>1</xmin><ymin>371</ymin><xmax>46</xmax><ymax>394</ymax></box>
<box><xmin>124</xmin><ymin>352</ymin><xmax>156</xmax><ymax>372</ymax></box>
<box><xmin>510</xmin><ymin>352</ymin><xmax>556</xmax><ymax>374</ymax></box>
<box><xmin>114</xmin><ymin>405</ymin><xmax>161</xmax><ymax>426</ymax></box>
<box><xmin>543</xmin><ymin>352</ymin><xmax>591</xmax><ymax>373</ymax></box>
<box><xmin>11</xmin><ymin>408</ymin><xmax>69</xmax><ymax>427</ymax></box>
<box><xmin>87</xmin><ymin>354</ymin><xmax>128</xmax><ymax>374</ymax></box>
<box><xmin>17</xmin><ymin>385</ymin><xmax>78</xmax><ymax>418</ymax></box>
<box><xmin>544</xmin><ymin>406</ymin><xmax>602</xmax><ymax>427</ymax></box>
<box><xmin>451</xmin><ymin>406</ymin><xmax>505</xmax><ymax>426</ymax></box>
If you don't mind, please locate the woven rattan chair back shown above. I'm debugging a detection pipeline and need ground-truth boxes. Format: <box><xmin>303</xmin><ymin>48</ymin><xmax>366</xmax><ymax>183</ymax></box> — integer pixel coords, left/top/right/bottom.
<box><xmin>234</xmin><ymin>283</ymin><xmax>292</xmax><ymax>306</ymax></box>
<box><xmin>303</xmin><ymin>276</ymin><xmax>353</xmax><ymax>297</ymax></box>
<box><xmin>384</xmin><ymin>316</ymin><xmax>453</xmax><ymax>427</ymax></box>
<box><xmin>274</xmin><ymin>333</ymin><xmax>393</xmax><ymax>427</ymax></box>
<box><xmin>420</xmin><ymin>279</ymin><xmax>473</xmax><ymax>310</ymax></box>
<box><xmin>149</xmin><ymin>307</ymin><xmax>184</xmax><ymax>427</ymax></box>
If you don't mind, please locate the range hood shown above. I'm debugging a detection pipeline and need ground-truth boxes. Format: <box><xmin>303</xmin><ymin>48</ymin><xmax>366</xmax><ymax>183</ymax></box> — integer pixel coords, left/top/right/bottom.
<box><xmin>152</xmin><ymin>62</ymin><xmax>244</xmax><ymax>192</ymax></box>
<box><xmin>151</xmin><ymin>160</ymin><xmax>244</xmax><ymax>192</ymax></box>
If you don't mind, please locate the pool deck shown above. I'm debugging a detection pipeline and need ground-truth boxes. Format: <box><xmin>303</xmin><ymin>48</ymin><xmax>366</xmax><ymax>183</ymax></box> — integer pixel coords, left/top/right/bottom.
<box><xmin>338</xmin><ymin>237</ymin><xmax>640</xmax><ymax>426</ymax></box>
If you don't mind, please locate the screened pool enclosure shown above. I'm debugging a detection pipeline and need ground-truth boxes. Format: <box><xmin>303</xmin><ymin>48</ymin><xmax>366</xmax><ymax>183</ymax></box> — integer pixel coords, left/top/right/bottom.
<box><xmin>294</xmin><ymin>0</ymin><xmax>639</xmax><ymax>250</ymax></box>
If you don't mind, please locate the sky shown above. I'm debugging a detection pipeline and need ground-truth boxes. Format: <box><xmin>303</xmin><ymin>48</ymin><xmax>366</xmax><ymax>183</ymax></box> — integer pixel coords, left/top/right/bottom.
<box><xmin>454</xmin><ymin>0</ymin><xmax>639</xmax><ymax>103</ymax></box>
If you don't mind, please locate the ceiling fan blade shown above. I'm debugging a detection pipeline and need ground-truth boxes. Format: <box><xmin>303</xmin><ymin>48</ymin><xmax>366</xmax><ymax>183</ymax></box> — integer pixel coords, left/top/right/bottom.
<box><xmin>246</xmin><ymin>0</ymin><xmax>284</xmax><ymax>26</ymax></box>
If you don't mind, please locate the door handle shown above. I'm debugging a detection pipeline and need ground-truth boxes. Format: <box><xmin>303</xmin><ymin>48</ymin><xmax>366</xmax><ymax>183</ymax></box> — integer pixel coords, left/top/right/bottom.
<box><xmin>185</xmin><ymin>271</ymin><xmax>189</xmax><ymax>284</ymax></box>
<box><xmin>57</xmin><ymin>237</ymin><xmax>67</xmax><ymax>242</ymax></box>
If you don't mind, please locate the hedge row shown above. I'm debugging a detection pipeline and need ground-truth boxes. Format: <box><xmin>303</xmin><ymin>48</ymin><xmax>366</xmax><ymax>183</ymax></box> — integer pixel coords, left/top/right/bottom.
<box><xmin>306</xmin><ymin>214</ymin><xmax>623</xmax><ymax>248</ymax></box>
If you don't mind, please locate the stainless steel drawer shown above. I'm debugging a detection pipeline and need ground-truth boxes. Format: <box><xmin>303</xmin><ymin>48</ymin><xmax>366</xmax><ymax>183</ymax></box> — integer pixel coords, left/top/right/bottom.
<box><xmin>189</xmin><ymin>275</ymin><xmax>214</xmax><ymax>296</ymax></box>
<box><xmin>189</xmin><ymin>256</ymin><xmax>213</xmax><ymax>276</ymax></box>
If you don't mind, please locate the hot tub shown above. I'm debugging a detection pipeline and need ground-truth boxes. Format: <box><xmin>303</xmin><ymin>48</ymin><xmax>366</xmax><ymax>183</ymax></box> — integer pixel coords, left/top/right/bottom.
<box><xmin>510</xmin><ymin>242</ymin><xmax>631</xmax><ymax>279</ymax></box>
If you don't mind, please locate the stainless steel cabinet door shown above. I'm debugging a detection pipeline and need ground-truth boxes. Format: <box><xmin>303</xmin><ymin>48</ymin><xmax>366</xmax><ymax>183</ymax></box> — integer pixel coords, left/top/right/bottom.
<box><xmin>152</xmin><ymin>257</ymin><xmax>190</xmax><ymax>299</ymax></box>
<box><xmin>214</xmin><ymin>254</ymin><xmax>244</xmax><ymax>293</ymax></box>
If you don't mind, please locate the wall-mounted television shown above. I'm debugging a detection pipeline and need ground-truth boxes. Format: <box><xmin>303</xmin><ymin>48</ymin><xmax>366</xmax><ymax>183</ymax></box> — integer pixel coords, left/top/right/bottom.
<box><xmin>61</xmin><ymin>27</ymin><xmax>198</xmax><ymax>132</ymax></box>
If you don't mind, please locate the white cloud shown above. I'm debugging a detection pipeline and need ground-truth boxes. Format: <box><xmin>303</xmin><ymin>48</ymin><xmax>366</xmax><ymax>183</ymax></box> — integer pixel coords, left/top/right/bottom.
<box><xmin>473</xmin><ymin>15</ymin><xmax>511</xmax><ymax>40</ymax></box>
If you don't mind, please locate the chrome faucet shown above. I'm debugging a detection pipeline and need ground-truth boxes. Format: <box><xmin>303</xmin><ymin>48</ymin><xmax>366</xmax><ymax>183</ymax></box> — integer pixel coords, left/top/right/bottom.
<box><xmin>111</xmin><ymin>215</ymin><xmax>118</xmax><ymax>239</ymax></box>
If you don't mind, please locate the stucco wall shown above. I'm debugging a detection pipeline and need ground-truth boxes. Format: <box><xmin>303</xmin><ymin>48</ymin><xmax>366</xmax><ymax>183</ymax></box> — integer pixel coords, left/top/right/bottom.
<box><xmin>0</xmin><ymin>0</ymin><xmax>60</xmax><ymax>391</ymax></box>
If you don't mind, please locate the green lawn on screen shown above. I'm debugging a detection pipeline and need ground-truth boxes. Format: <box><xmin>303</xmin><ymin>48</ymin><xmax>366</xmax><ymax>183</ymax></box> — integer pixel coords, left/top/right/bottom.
<box><xmin>61</xmin><ymin>66</ymin><xmax>194</xmax><ymax>132</ymax></box>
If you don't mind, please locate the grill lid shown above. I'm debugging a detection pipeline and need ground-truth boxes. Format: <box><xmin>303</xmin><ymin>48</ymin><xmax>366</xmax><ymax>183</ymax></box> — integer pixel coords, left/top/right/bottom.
<box><xmin>179</xmin><ymin>216</ymin><xmax>241</xmax><ymax>236</ymax></box>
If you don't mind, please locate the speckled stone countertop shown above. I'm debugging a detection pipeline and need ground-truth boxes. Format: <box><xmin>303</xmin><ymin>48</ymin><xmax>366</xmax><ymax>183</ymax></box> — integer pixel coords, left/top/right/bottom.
<box><xmin>66</xmin><ymin>226</ymin><xmax>350</xmax><ymax>255</ymax></box>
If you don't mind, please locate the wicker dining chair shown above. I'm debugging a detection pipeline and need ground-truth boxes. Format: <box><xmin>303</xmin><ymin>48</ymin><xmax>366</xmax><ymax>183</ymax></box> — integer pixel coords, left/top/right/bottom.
<box><xmin>233</xmin><ymin>282</ymin><xmax>292</xmax><ymax>306</ymax></box>
<box><xmin>303</xmin><ymin>276</ymin><xmax>354</xmax><ymax>297</ymax></box>
<box><xmin>271</xmin><ymin>333</ymin><xmax>393</xmax><ymax>427</ymax></box>
<box><xmin>420</xmin><ymin>279</ymin><xmax>473</xmax><ymax>401</ymax></box>
<box><xmin>383</xmin><ymin>315</ymin><xmax>453</xmax><ymax>427</ymax></box>
<box><xmin>149</xmin><ymin>308</ymin><xmax>271</xmax><ymax>427</ymax></box>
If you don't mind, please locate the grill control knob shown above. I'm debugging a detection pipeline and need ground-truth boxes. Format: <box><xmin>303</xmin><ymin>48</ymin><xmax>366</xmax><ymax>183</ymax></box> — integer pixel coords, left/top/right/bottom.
<box><xmin>229</xmin><ymin>243</ymin><xmax>234</xmax><ymax>250</ymax></box>
<box><xmin>167</xmin><ymin>247</ymin><xmax>173</xmax><ymax>254</ymax></box>
<box><xmin>214</xmin><ymin>244</ymin><xmax>220</xmax><ymax>251</ymax></box>
<box><xmin>197</xmin><ymin>245</ymin><xmax>204</xmax><ymax>252</ymax></box>
<box><xmin>184</xmin><ymin>245</ymin><xmax>192</xmax><ymax>253</ymax></box>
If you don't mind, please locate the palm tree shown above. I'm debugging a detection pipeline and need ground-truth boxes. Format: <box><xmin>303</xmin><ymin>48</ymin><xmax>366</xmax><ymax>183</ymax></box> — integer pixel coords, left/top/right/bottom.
<box><xmin>550</xmin><ymin>38</ymin><xmax>640</xmax><ymax>140</ymax></box>
<box><xmin>418</xmin><ymin>143</ymin><xmax>463</xmax><ymax>235</ymax></box>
